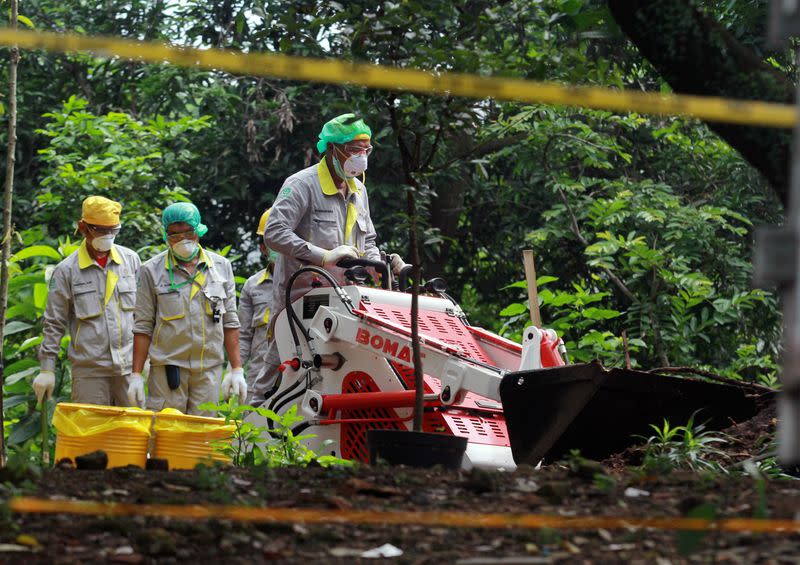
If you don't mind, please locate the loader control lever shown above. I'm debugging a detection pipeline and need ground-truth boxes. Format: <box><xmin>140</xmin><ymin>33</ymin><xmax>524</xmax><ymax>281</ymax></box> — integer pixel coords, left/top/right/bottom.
<box><xmin>336</xmin><ymin>258</ymin><xmax>390</xmax><ymax>290</ymax></box>
<box><xmin>278</xmin><ymin>358</ymin><xmax>301</xmax><ymax>373</ymax></box>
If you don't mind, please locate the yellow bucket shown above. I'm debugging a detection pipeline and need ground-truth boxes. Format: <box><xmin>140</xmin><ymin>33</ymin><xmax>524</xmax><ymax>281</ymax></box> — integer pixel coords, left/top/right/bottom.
<box><xmin>53</xmin><ymin>403</ymin><xmax>153</xmax><ymax>468</ymax></box>
<box><xmin>152</xmin><ymin>409</ymin><xmax>235</xmax><ymax>470</ymax></box>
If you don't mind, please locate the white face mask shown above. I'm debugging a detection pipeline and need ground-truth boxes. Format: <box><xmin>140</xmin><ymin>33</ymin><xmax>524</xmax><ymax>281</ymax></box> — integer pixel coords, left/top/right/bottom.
<box><xmin>171</xmin><ymin>239</ymin><xmax>199</xmax><ymax>261</ymax></box>
<box><xmin>342</xmin><ymin>152</ymin><xmax>368</xmax><ymax>177</ymax></box>
<box><xmin>91</xmin><ymin>235</ymin><xmax>115</xmax><ymax>252</ymax></box>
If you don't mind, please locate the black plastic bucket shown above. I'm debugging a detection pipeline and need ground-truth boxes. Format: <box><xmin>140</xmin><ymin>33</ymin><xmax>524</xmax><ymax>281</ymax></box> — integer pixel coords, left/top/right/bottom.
<box><xmin>366</xmin><ymin>429</ymin><xmax>467</xmax><ymax>469</ymax></box>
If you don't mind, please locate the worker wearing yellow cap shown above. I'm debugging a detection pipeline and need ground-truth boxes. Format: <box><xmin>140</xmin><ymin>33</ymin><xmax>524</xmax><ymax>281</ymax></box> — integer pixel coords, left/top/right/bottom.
<box><xmin>237</xmin><ymin>208</ymin><xmax>277</xmax><ymax>398</ymax></box>
<box><xmin>34</xmin><ymin>196</ymin><xmax>142</xmax><ymax>406</ymax></box>
<box><xmin>250</xmin><ymin>113</ymin><xmax>405</xmax><ymax>405</ymax></box>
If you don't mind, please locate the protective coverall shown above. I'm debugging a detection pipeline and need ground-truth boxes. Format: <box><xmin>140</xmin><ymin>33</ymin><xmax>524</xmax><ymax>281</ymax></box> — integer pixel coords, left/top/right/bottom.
<box><xmin>238</xmin><ymin>268</ymin><xmax>273</xmax><ymax>389</ymax></box>
<box><xmin>248</xmin><ymin>115</ymin><xmax>381</xmax><ymax>405</ymax></box>
<box><xmin>134</xmin><ymin>247</ymin><xmax>239</xmax><ymax>415</ymax></box>
<box><xmin>39</xmin><ymin>241</ymin><xmax>141</xmax><ymax>405</ymax></box>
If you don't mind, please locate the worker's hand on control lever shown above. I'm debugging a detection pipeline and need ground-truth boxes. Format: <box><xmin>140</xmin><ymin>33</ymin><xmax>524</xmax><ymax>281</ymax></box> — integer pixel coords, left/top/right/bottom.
<box><xmin>33</xmin><ymin>370</ymin><xmax>55</xmax><ymax>404</ymax></box>
<box><xmin>388</xmin><ymin>253</ymin><xmax>408</xmax><ymax>275</ymax></box>
<box><xmin>322</xmin><ymin>245</ymin><xmax>359</xmax><ymax>268</ymax></box>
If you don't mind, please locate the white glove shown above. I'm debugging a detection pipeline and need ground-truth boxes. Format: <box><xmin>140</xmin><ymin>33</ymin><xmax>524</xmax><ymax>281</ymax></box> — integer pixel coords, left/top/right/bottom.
<box><xmin>222</xmin><ymin>367</ymin><xmax>247</xmax><ymax>404</ymax></box>
<box><xmin>127</xmin><ymin>372</ymin><xmax>145</xmax><ymax>408</ymax></box>
<box><xmin>388</xmin><ymin>253</ymin><xmax>408</xmax><ymax>275</ymax></box>
<box><xmin>322</xmin><ymin>245</ymin><xmax>359</xmax><ymax>268</ymax></box>
<box><xmin>33</xmin><ymin>370</ymin><xmax>55</xmax><ymax>404</ymax></box>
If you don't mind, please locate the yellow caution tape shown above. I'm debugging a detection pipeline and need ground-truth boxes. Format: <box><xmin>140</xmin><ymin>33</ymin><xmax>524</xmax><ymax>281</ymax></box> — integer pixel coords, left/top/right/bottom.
<box><xmin>9</xmin><ymin>497</ymin><xmax>800</xmax><ymax>533</ymax></box>
<box><xmin>0</xmin><ymin>28</ymin><xmax>796</xmax><ymax>129</ymax></box>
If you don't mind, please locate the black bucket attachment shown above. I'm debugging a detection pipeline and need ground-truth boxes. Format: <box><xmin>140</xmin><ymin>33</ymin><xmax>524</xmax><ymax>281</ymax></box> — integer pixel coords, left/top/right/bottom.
<box><xmin>500</xmin><ymin>362</ymin><xmax>774</xmax><ymax>465</ymax></box>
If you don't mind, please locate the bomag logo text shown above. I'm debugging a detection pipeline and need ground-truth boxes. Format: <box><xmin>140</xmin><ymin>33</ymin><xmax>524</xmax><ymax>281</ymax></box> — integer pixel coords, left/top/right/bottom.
<box><xmin>355</xmin><ymin>328</ymin><xmax>417</xmax><ymax>362</ymax></box>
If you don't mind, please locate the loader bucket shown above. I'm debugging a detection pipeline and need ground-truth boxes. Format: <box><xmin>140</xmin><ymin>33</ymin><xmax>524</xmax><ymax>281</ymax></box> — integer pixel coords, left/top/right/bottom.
<box><xmin>500</xmin><ymin>362</ymin><xmax>774</xmax><ymax>465</ymax></box>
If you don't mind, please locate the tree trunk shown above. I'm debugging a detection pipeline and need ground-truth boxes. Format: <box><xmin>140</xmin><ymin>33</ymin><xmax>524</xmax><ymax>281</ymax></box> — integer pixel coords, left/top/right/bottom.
<box><xmin>388</xmin><ymin>102</ymin><xmax>425</xmax><ymax>432</ymax></box>
<box><xmin>0</xmin><ymin>0</ymin><xmax>21</xmax><ymax>468</ymax></box>
<box><xmin>426</xmin><ymin>131</ymin><xmax>528</xmax><ymax>276</ymax></box>
<box><xmin>427</xmin><ymin>180</ymin><xmax>465</xmax><ymax>277</ymax></box>
<box><xmin>608</xmin><ymin>0</ymin><xmax>793</xmax><ymax>207</ymax></box>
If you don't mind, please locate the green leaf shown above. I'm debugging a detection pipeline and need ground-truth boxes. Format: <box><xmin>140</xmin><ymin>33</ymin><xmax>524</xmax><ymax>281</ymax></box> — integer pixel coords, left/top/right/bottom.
<box><xmin>17</xmin><ymin>13</ymin><xmax>34</xmax><ymax>28</ymax></box>
<box><xmin>17</xmin><ymin>336</ymin><xmax>43</xmax><ymax>353</ymax></box>
<box><xmin>3</xmin><ymin>394</ymin><xmax>35</xmax><ymax>410</ymax></box>
<box><xmin>33</xmin><ymin>283</ymin><xmax>49</xmax><ymax>309</ymax></box>
<box><xmin>8</xmin><ymin>411</ymin><xmax>42</xmax><ymax>445</ymax></box>
<box><xmin>4</xmin><ymin>366</ymin><xmax>37</xmax><ymax>385</ymax></box>
<box><xmin>536</xmin><ymin>275</ymin><xmax>558</xmax><ymax>286</ymax></box>
<box><xmin>9</xmin><ymin>273</ymin><xmax>46</xmax><ymax>289</ymax></box>
<box><xmin>4</xmin><ymin>320</ymin><xmax>33</xmax><ymax>336</ymax></box>
<box><xmin>499</xmin><ymin>303</ymin><xmax>528</xmax><ymax>316</ymax></box>
<box><xmin>582</xmin><ymin>307</ymin><xmax>621</xmax><ymax>320</ymax></box>
<box><xmin>4</xmin><ymin>358</ymin><xmax>38</xmax><ymax>376</ymax></box>
<box><xmin>11</xmin><ymin>245</ymin><xmax>62</xmax><ymax>262</ymax></box>
<box><xmin>677</xmin><ymin>503</ymin><xmax>716</xmax><ymax>556</ymax></box>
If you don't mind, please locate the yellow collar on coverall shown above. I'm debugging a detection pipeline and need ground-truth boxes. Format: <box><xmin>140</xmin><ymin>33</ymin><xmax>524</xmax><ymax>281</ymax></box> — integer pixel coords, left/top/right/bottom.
<box><xmin>163</xmin><ymin>247</ymin><xmax>216</xmax><ymax>300</ymax></box>
<box><xmin>317</xmin><ymin>158</ymin><xmax>360</xmax><ymax>196</ymax></box>
<box><xmin>257</xmin><ymin>269</ymin><xmax>271</xmax><ymax>285</ymax></box>
<box><xmin>77</xmin><ymin>239</ymin><xmax>123</xmax><ymax>306</ymax></box>
<box><xmin>317</xmin><ymin>159</ymin><xmax>361</xmax><ymax>244</ymax></box>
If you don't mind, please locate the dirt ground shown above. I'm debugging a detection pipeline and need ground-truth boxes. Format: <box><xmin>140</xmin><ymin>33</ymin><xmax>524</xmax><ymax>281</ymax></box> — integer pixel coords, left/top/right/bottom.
<box><xmin>1</xmin><ymin>406</ymin><xmax>799</xmax><ymax>564</ymax></box>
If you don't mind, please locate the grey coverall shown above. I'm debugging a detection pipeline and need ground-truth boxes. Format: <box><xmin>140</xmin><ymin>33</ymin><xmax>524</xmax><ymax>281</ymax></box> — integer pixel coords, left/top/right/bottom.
<box><xmin>134</xmin><ymin>248</ymin><xmax>239</xmax><ymax>415</ymax></box>
<box><xmin>238</xmin><ymin>268</ymin><xmax>273</xmax><ymax>388</ymax></box>
<box><xmin>248</xmin><ymin>159</ymin><xmax>381</xmax><ymax>404</ymax></box>
<box><xmin>39</xmin><ymin>241</ymin><xmax>141</xmax><ymax>405</ymax></box>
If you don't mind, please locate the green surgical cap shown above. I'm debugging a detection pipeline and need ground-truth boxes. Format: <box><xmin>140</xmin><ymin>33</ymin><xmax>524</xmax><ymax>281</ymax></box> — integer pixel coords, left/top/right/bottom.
<box><xmin>316</xmin><ymin>113</ymin><xmax>372</xmax><ymax>154</ymax></box>
<box><xmin>161</xmin><ymin>202</ymin><xmax>208</xmax><ymax>239</ymax></box>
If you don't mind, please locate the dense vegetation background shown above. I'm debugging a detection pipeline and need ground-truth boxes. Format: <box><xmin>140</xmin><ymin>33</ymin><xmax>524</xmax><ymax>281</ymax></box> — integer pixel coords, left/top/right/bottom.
<box><xmin>0</xmin><ymin>0</ymin><xmax>789</xmax><ymax>453</ymax></box>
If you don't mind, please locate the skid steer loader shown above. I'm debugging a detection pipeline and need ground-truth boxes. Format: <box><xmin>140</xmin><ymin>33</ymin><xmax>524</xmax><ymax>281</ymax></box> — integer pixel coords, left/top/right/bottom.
<box><xmin>248</xmin><ymin>258</ymin><xmax>772</xmax><ymax>470</ymax></box>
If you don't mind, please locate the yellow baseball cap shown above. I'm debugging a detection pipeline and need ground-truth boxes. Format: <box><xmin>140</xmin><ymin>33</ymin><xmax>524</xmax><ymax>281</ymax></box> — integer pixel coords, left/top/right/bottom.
<box><xmin>256</xmin><ymin>208</ymin><xmax>271</xmax><ymax>236</ymax></box>
<box><xmin>81</xmin><ymin>196</ymin><xmax>121</xmax><ymax>226</ymax></box>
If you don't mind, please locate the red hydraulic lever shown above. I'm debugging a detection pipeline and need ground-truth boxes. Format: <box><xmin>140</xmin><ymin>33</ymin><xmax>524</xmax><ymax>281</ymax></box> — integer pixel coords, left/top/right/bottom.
<box><xmin>278</xmin><ymin>358</ymin><xmax>301</xmax><ymax>373</ymax></box>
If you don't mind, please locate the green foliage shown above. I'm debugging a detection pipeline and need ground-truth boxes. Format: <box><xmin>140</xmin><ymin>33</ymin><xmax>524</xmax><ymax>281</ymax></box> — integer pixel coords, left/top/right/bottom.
<box><xmin>35</xmin><ymin>96</ymin><xmax>211</xmax><ymax>247</ymax></box>
<box><xmin>639</xmin><ymin>413</ymin><xmax>729</xmax><ymax>474</ymax></box>
<box><xmin>492</xmin><ymin>106</ymin><xmax>779</xmax><ymax>373</ymax></box>
<box><xmin>3</xmin><ymin>229</ymin><xmax>73</xmax><ymax>457</ymax></box>
<box><xmin>676</xmin><ymin>502</ymin><xmax>717</xmax><ymax>556</ymax></box>
<box><xmin>200</xmin><ymin>399</ymin><xmax>354</xmax><ymax>469</ymax></box>
<box><xmin>0</xmin><ymin>0</ymin><xmax>786</xmax><ymax>465</ymax></box>
<box><xmin>592</xmin><ymin>472</ymin><xmax>618</xmax><ymax>495</ymax></box>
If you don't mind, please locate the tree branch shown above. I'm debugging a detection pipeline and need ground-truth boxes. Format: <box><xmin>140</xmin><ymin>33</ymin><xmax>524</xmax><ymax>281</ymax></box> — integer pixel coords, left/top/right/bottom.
<box><xmin>609</xmin><ymin>0</ymin><xmax>793</xmax><ymax>206</ymax></box>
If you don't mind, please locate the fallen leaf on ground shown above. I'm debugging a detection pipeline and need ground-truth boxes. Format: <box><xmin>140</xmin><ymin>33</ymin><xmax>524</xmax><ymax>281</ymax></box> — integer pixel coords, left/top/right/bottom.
<box><xmin>341</xmin><ymin>478</ymin><xmax>404</xmax><ymax>497</ymax></box>
<box><xmin>362</xmin><ymin>543</ymin><xmax>403</xmax><ymax>558</ymax></box>
<box><xmin>0</xmin><ymin>544</ymin><xmax>30</xmax><ymax>552</ymax></box>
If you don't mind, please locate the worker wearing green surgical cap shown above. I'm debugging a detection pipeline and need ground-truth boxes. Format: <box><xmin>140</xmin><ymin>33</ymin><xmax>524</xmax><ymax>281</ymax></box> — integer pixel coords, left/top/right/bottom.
<box><xmin>129</xmin><ymin>201</ymin><xmax>248</xmax><ymax>415</ymax></box>
<box><xmin>247</xmin><ymin>114</ymin><xmax>408</xmax><ymax>406</ymax></box>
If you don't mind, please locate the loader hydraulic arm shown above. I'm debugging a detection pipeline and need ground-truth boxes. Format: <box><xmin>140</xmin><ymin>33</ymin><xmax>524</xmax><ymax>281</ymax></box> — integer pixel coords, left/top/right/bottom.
<box><xmin>307</xmin><ymin>305</ymin><xmax>506</xmax><ymax>405</ymax></box>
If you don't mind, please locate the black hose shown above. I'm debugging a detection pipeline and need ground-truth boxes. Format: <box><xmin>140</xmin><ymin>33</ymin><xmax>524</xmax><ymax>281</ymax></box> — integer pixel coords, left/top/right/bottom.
<box><xmin>269</xmin><ymin>384</ymin><xmax>311</xmax><ymax>431</ymax></box>
<box><xmin>267</xmin><ymin>370</ymin><xmax>306</xmax><ymax>412</ymax></box>
<box><xmin>284</xmin><ymin>265</ymin><xmax>351</xmax><ymax>350</ymax></box>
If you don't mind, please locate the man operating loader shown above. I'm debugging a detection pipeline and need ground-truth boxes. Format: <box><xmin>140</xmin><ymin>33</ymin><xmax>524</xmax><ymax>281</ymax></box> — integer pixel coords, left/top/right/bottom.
<box><xmin>237</xmin><ymin>208</ymin><xmax>276</xmax><ymax>396</ymax></box>
<box><xmin>35</xmin><ymin>196</ymin><xmax>141</xmax><ymax>406</ymax></box>
<box><xmin>129</xmin><ymin>202</ymin><xmax>247</xmax><ymax>415</ymax></box>
<box><xmin>248</xmin><ymin>113</ymin><xmax>406</xmax><ymax>405</ymax></box>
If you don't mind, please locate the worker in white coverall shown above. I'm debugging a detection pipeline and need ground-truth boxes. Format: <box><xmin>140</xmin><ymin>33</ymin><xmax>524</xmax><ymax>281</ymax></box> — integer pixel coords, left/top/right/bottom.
<box><xmin>248</xmin><ymin>113</ymin><xmax>406</xmax><ymax>405</ymax></box>
<box><xmin>128</xmin><ymin>202</ymin><xmax>247</xmax><ymax>415</ymax></box>
<box><xmin>34</xmin><ymin>196</ymin><xmax>141</xmax><ymax>406</ymax></box>
<box><xmin>237</xmin><ymin>208</ymin><xmax>276</xmax><ymax>390</ymax></box>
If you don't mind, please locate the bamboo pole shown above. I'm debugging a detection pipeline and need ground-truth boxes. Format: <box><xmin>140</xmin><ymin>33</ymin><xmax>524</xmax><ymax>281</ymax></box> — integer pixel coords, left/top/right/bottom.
<box><xmin>0</xmin><ymin>0</ymin><xmax>20</xmax><ymax>469</ymax></box>
<box><xmin>522</xmin><ymin>250</ymin><xmax>541</xmax><ymax>328</ymax></box>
